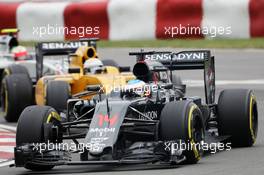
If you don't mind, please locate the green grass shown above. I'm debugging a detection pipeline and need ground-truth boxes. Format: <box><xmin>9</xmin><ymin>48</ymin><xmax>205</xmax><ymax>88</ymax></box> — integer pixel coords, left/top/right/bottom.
<box><xmin>98</xmin><ymin>38</ymin><xmax>264</xmax><ymax>48</ymax></box>
<box><xmin>21</xmin><ymin>38</ymin><xmax>264</xmax><ymax>49</ymax></box>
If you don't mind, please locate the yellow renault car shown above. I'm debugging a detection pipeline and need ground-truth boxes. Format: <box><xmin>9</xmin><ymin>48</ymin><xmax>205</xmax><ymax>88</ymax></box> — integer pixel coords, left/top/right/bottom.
<box><xmin>1</xmin><ymin>39</ymin><xmax>134</xmax><ymax>121</ymax></box>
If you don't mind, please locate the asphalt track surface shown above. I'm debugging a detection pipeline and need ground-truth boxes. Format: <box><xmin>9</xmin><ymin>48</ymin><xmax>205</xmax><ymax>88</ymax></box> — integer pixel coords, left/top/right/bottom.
<box><xmin>0</xmin><ymin>48</ymin><xmax>264</xmax><ymax>175</ymax></box>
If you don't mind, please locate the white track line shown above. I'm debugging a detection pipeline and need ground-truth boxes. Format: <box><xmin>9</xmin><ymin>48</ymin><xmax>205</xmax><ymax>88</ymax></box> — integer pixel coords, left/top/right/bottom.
<box><xmin>0</xmin><ymin>124</ymin><xmax>16</xmax><ymax>132</ymax></box>
<box><xmin>0</xmin><ymin>160</ymin><xmax>14</xmax><ymax>167</ymax></box>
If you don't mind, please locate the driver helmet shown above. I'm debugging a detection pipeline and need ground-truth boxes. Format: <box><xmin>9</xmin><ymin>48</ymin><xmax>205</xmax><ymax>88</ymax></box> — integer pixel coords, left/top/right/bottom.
<box><xmin>125</xmin><ymin>79</ymin><xmax>146</xmax><ymax>97</ymax></box>
<box><xmin>11</xmin><ymin>46</ymin><xmax>28</xmax><ymax>60</ymax></box>
<box><xmin>83</xmin><ymin>58</ymin><xmax>104</xmax><ymax>74</ymax></box>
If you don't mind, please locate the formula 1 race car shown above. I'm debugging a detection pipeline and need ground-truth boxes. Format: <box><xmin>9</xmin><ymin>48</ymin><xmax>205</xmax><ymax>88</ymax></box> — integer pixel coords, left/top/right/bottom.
<box><xmin>0</xmin><ymin>39</ymin><xmax>134</xmax><ymax>122</ymax></box>
<box><xmin>14</xmin><ymin>50</ymin><xmax>258</xmax><ymax>171</ymax></box>
<box><xmin>0</xmin><ymin>39</ymin><xmax>95</xmax><ymax>122</ymax></box>
<box><xmin>34</xmin><ymin>40</ymin><xmax>135</xmax><ymax>112</ymax></box>
<box><xmin>0</xmin><ymin>28</ymin><xmax>34</xmax><ymax>80</ymax></box>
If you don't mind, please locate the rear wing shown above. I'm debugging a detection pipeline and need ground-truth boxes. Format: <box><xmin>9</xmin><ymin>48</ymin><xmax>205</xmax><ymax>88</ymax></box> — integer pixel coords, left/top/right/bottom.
<box><xmin>35</xmin><ymin>38</ymin><xmax>98</xmax><ymax>80</ymax></box>
<box><xmin>162</xmin><ymin>50</ymin><xmax>210</xmax><ymax>70</ymax></box>
<box><xmin>129</xmin><ymin>50</ymin><xmax>215</xmax><ymax>104</ymax></box>
<box><xmin>168</xmin><ymin>50</ymin><xmax>215</xmax><ymax>104</ymax></box>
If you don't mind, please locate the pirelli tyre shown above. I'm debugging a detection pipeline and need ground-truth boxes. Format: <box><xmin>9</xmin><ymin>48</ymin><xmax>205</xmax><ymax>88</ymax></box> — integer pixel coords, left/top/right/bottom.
<box><xmin>4</xmin><ymin>64</ymin><xmax>29</xmax><ymax>75</ymax></box>
<box><xmin>160</xmin><ymin>100</ymin><xmax>204</xmax><ymax>164</ymax></box>
<box><xmin>0</xmin><ymin>64</ymin><xmax>30</xmax><ymax>101</ymax></box>
<box><xmin>1</xmin><ymin>74</ymin><xmax>33</xmax><ymax>122</ymax></box>
<box><xmin>46</xmin><ymin>81</ymin><xmax>70</xmax><ymax>113</ymax></box>
<box><xmin>1</xmin><ymin>64</ymin><xmax>30</xmax><ymax>83</ymax></box>
<box><xmin>217</xmin><ymin>89</ymin><xmax>258</xmax><ymax>147</ymax></box>
<box><xmin>16</xmin><ymin>105</ymin><xmax>62</xmax><ymax>171</ymax></box>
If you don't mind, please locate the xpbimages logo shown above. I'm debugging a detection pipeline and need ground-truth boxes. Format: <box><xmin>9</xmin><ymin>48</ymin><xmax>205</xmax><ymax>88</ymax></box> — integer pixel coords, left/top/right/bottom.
<box><xmin>33</xmin><ymin>24</ymin><xmax>100</xmax><ymax>38</ymax></box>
<box><xmin>164</xmin><ymin>140</ymin><xmax>232</xmax><ymax>154</ymax></box>
<box><xmin>164</xmin><ymin>24</ymin><xmax>232</xmax><ymax>38</ymax></box>
<box><xmin>32</xmin><ymin>140</ymin><xmax>105</xmax><ymax>154</ymax></box>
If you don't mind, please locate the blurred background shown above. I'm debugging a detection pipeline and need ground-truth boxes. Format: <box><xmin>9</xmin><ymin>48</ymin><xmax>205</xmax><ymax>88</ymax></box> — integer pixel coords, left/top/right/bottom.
<box><xmin>0</xmin><ymin>0</ymin><xmax>263</xmax><ymax>48</ymax></box>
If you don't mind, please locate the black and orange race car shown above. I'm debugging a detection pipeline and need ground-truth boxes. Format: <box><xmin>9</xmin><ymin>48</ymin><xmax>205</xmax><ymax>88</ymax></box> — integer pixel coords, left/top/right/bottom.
<box><xmin>14</xmin><ymin>50</ymin><xmax>258</xmax><ymax>171</ymax></box>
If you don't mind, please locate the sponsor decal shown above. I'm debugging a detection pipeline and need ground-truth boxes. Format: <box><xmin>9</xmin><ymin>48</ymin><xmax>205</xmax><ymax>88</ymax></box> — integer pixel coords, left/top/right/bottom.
<box><xmin>138</xmin><ymin>111</ymin><xmax>158</xmax><ymax>120</ymax></box>
<box><xmin>144</xmin><ymin>52</ymin><xmax>205</xmax><ymax>61</ymax></box>
<box><xmin>174</xmin><ymin>52</ymin><xmax>205</xmax><ymax>61</ymax></box>
<box><xmin>89</xmin><ymin>137</ymin><xmax>108</xmax><ymax>152</ymax></box>
<box><xmin>90</xmin><ymin>137</ymin><xmax>108</xmax><ymax>143</ymax></box>
<box><xmin>89</xmin><ymin>128</ymin><xmax>115</xmax><ymax>137</ymax></box>
<box><xmin>145</xmin><ymin>53</ymin><xmax>171</xmax><ymax>61</ymax></box>
<box><xmin>41</xmin><ymin>41</ymin><xmax>89</xmax><ymax>50</ymax></box>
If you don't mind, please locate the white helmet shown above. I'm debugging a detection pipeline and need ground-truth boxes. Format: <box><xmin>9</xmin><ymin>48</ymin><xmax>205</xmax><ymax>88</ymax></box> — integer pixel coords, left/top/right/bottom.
<box><xmin>84</xmin><ymin>58</ymin><xmax>104</xmax><ymax>74</ymax></box>
<box><xmin>11</xmin><ymin>45</ymin><xmax>28</xmax><ymax>60</ymax></box>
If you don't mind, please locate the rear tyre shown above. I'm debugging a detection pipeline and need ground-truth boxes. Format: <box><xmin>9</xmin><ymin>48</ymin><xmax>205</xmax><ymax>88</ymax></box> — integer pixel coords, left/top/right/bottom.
<box><xmin>160</xmin><ymin>100</ymin><xmax>204</xmax><ymax>164</ymax></box>
<box><xmin>16</xmin><ymin>105</ymin><xmax>62</xmax><ymax>171</ymax></box>
<box><xmin>1</xmin><ymin>74</ymin><xmax>33</xmax><ymax>122</ymax></box>
<box><xmin>0</xmin><ymin>64</ymin><xmax>30</xmax><ymax>107</ymax></box>
<box><xmin>46</xmin><ymin>81</ymin><xmax>70</xmax><ymax>113</ymax></box>
<box><xmin>217</xmin><ymin>89</ymin><xmax>258</xmax><ymax>147</ymax></box>
<box><xmin>3</xmin><ymin>64</ymin><xmax>29</xmax><ymax>76</ymax></box>
<box><xmin>1</xmin><ymin>64</ymin><xmax>30</xmax><ymax>84</ymax></box>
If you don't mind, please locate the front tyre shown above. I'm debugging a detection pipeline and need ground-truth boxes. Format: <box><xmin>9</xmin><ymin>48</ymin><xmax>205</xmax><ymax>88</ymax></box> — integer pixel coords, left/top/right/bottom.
<box><xmin>46</xmin><ymin>81</ymin><xmax>70</xmax><ymax>113</ymax></box>
<box><xmin>217</xmin><ymin>89</ymin><xmax>258</xmax><ymax>147</ymax></box>
<box><xmin>16</xmin><ymin>105</ymin><xmax>62</xmax><ymax>171</ymax></box>
<box><xmin>160</xmin><ymin>100</ymin><xmax>204</xmax><ymax>164</ymax></box>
